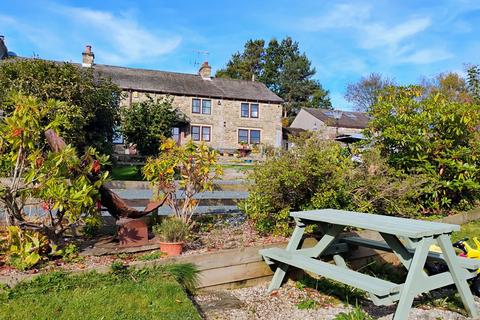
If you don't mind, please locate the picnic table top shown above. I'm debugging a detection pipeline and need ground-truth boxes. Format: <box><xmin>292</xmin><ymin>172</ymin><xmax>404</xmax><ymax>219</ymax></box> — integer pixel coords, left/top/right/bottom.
<box><xmin>290</xmin><ymin>209</ymin><xmax>460</xmax><ymax>238</ymax></box>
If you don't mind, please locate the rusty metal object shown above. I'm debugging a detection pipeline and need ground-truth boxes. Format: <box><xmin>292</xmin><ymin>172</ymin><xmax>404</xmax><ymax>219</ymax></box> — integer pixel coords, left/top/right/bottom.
<box><xmin>117</xmin><ymin>218</ymin><xmax>149</xmax><ymax>247</ymax></box>
<box><xmin>44</xmin><ymin>129</ymin><xmax>166</xmax><ymax>220</ymax></box>
<box><xmin>99</xmin><ymin>185</ymin><xmax>167</xmax><ymax>219</ymax></box>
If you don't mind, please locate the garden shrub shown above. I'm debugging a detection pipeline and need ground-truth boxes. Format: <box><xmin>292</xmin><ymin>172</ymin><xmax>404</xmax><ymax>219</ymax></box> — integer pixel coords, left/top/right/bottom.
<box><xmin>241</xmin><ymin>135</ymin><xmax>433</xmax><ymax>235</ymax></box>
<box><xmin>0</xmin><ymin>94</ymin><xmax>109</xmax><ymax>245</ymax></box>
<box><xmin>243</xmin><ymin>86</ymin><xmax>480</xmax><ymax>234</ymax></box>
<box><xmin>239</xmin><ymin>135</ymin><xmax>353</xmax><ymax>235</ymax></box>
<box><xmin>346</xmin><ymin>148</ymin><xmax>428</xmax><ymax>218</ymax></box>
<box><xmin>368</xmin><ymin>86</ymin><xmax>480</xmax><ymax>213</ymax></box>
<box><xmin>0</xmin><ymin>226</ymin><xmax>49</xmax><ymax>270</ymax></box>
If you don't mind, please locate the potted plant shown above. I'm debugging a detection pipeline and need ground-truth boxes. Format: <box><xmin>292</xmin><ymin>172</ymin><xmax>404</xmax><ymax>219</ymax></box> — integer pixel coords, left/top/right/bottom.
<box><xmin>238</xmin><ymin>141</ymin><xmax>251</xmax><ymax>157</ymax></box>
<box><xmin>153</xmin><ymin>217</ymin><xmax>189</xmax><ymax>256</ymax></box>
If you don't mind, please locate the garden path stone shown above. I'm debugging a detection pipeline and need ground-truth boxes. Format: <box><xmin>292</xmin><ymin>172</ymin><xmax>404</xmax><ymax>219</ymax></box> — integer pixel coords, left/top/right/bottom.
<box><xmin>195</xmin><ymin>290</ymin><xmax>245</xmax><ymax>318</ymax></box>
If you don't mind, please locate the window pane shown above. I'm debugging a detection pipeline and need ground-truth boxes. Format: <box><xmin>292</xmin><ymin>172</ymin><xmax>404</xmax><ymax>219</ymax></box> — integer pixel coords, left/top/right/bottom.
<box><xmin>192</xmin><ymin>99</ymin><xmax>201</xmax><ymax>113</ymax></box>
<box><xmin>238</xmin><ymin>129</ymin><xmax>249</xmax><ymax>143</ymax></box>
<box><xmin>241</xmin><ymin>103</ymin><xmax>249</xmax><ymax>118</ymax></box>
<box><xmin>250</xmin><ymin>130</ymin><xmax>260</xmax><ymax>144</ymax></box>
<box><xmin>202</xmin><ymin>99</ymin><xmax>211</xmax><ymax>114</ymax></box>
<box><xmin>202</xmin><ymin>126</ymin><xmax>211</xmax><ymax>141</ymax></box>
<box><xmin>250</xmin><ymin>104</ymin><xmax>259</xmax><ymax>118</ymax></box>
<box><xmin>113</xmin><ymin>127</ymin><xmax>124</xmax><ymax>144</ymax></box>
<box><xmin>191</xmin><ymin>126</ymin><xmax>200</xmax><ymax>141</ymax></box>
<box><xmin>172</xmin><ymin>127</ymin><xmax>180</xmax><ymax>144</ymax></box>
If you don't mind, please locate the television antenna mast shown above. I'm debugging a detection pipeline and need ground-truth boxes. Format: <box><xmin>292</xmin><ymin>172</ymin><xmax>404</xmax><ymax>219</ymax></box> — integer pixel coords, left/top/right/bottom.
<box><xmin>191</xmin><ymin>50</ymin><xmax>210</xmax><ymax>68</ymax></box>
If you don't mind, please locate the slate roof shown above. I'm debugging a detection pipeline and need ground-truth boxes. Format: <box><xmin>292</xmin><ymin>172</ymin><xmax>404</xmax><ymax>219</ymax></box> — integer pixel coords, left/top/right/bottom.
<box><xmin>303</xmin><ymin>107</ymin><xmax>370</xmax><ymax>129</ymax></box>
<box><xmin>92</xmin><ymin>64</ymin><xmax>284</xmax><ymax>104</ymax></box>
<box><xmin>0</xmin><ymin>55</ymin><xmax>283</xmax><ymax>103</ymax></box>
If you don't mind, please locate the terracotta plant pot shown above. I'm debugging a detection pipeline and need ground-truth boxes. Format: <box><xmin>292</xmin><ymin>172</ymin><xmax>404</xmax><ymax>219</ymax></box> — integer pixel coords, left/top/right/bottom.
<box><xmin>159</xmin><ymin>241</ymin><xmax>184</xmax><ymax>256</ymax></box>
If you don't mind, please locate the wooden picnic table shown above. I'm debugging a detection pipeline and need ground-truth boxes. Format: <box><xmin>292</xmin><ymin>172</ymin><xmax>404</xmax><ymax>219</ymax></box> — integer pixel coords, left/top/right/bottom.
<box><xmin>260</xmin><ymin>209</ymin><xmax>480</xmax><ymax>320</ymax></box>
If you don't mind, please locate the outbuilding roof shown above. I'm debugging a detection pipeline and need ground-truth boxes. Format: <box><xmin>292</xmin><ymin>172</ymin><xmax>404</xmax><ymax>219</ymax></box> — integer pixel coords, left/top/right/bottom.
<box><xmin>303</xmin><ymin>107</ymin><xmax>370</xmax><ymax>129</ymax></box>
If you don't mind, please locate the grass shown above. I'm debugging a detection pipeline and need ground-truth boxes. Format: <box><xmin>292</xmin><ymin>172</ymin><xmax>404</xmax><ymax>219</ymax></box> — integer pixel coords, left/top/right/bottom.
<box><xmin>0</xmin><ymin>264</ymin><xmax>201</xmax><ymax>320</ymax></box>
<box><xmin>416</xmin><ymin>219</ymin><xmax>480</xmax><ymax>316</ymax></box>
<box><xmin>220</xmin><ymin>164</ymin><xmax>253</xmax><ymax>171</ymax></box>
<box><xmin>420</xmin><ymin>292</ymin><xmax>466</xmax><ymax>316</ymax></box>
<box><xmin>296</xmin><ymin>273</ymin><xmax>366</xmax><ymax>305</ymax></box>
<box><xmin>111</xmin><ymin>165</ymin><xmax>145</xmax><ymax>181</ymax></box>
<box><xmin>296</xmin><ymin>298</ymin><xmax>317</xmax><ymax>310</ymax></box>
<box><xmin>451</xmin><ymin>219</ymin><xmax>480</xmax><ymax>243</ymax></box>
<box><xmin>137</xmin><ymin>251</ymin><xmax>166</xmax><ymax>261</ymax></box>
<box><xmin>333</xmin><ymin>305</ymin><xmax>374</xmax><ymax>320</ymax></box>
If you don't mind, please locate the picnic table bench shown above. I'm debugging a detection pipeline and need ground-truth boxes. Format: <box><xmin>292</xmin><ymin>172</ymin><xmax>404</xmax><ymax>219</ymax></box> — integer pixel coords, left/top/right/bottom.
<box><xmin>259</xmin><ymin>209</ymin><xmax>480</xmax><ymax>320</ymax></box>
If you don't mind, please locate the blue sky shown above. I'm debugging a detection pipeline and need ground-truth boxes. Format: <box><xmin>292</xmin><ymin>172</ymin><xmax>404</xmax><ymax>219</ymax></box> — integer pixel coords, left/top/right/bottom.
<box><xmin>1</xmin><ymin>0</ymin><xmax>480</xmax><ymax>110</ymax></box>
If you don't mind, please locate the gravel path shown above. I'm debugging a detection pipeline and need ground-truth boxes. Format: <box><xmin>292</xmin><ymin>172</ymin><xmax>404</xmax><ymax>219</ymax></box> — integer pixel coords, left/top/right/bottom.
<box><xmin>194</xmin><ymin>281</ymin><xmax>479</xmax><ymax>320</ymax></box>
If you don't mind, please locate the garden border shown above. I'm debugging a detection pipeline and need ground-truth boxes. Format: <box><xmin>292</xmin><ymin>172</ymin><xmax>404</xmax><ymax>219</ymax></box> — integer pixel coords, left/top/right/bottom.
<box><xmin>1</xmin><ymin>208</ymin><xmax>479</xmax><ymax>289</ymax></box>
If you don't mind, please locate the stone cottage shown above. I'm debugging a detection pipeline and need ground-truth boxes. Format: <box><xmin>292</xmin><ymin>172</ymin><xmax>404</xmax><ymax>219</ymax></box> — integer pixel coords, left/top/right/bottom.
<box><xmin>80</xmin><ymin>46</ymin><xmax>284</xmax><ymax>154</ymax></box>
<box><xmin>289</xmin><ymin>107</ymin><xmax>369</xmax><ymax>139</ymax></box>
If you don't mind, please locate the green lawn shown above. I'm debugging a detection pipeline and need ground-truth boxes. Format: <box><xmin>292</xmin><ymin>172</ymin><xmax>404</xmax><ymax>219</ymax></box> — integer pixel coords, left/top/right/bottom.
<box><xmin>451</xmin><ymin>219</ymin><xmax>480</xmax><ymax>243</ymax></box>
<box><xmin>221</xmin><ymin>164</ymin><xmax>254</xmax><ymax>171</ymax></box>
<box><xmin>111</xmin><ymin>164</ymin><xmax>253</xmax><ymax>181</ymax></box>
<box><xmin>0</xmin><ymin>264</ymin><xmax>201</xmax><ymax>320</ymax></box>
<box><xmin>111</xmin><ymin>165</ymin><xmax>145</xmax><ymax>181</ymax></box>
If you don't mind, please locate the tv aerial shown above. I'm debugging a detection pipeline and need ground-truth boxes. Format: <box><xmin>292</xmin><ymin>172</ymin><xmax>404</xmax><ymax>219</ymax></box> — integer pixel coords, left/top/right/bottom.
<box><xmin>191</xmin><ymin>50</ymin><xmax>210</xmax><ymax>68</ymax></box>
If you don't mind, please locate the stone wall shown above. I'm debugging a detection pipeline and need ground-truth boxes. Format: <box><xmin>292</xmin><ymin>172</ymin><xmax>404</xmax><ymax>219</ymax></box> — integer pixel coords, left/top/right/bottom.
<box><xmin>120</xmin><ymin>91</ymin><xmax>283</xmax><ymax>151</ymax></box>
<box><xmin>319</xmin><ymin>126</ymin><xmax>363</xmax><ymax>139</ymax></box>
<box><xmin>289</xmin><ymin>108</ymin><xmax>364</xmax><ymax>140</ymax></box>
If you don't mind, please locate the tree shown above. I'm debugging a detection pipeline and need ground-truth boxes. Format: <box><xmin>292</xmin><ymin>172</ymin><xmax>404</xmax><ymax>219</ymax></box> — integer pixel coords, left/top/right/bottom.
<box><xmin>0</xmin><ymin>59</ymin><xmax>122</xmax><ymax>154</ymax></box>
<box><xmin>420</xmin><ymin>72</ymin><xmax>470</xmax><ymax>103</ymax></box>
<box><xmin>216</xmin><ymin>39</ymin><xmax>265</xmax><ymax>80</ymax></box>
<box><xmin>216</xmin><ymin>37</ymin><xmax>331</xmax><ymax>118</ymax></box>
<box><xmin>368</xmin><ymin>86</ymin><xmax>480</xmax><ymax>212</ymax></box>
<box><xmin>467</xmin><ymin>65</ymin><xmax>480</xmax><ymax>102</ymax></box>
<box><xmin>0</xmin><ymin>94</ymin><xmax>109</xmax><ymax>240</ymax></box>
<box><xmin>345</xmin><ymin>73</ymin><xmax>394</xmax><ymax>111</ymax></box>
<box><xmin>121</xmin><ymin>96</ymin><xmax>186</xmax><ymax>157</ymax></box>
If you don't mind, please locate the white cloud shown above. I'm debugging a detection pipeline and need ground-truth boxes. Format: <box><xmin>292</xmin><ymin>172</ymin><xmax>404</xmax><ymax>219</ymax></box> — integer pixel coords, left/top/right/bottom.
<box><xmin>58</xmin><ymin>6</ymin><xmax>181</xmax><ymax>64</ymax></box>
<box><xmin>360</xmin><ymin>18</ymin><xmax>431</xmax><ymax>49</ymax></box>
<box><xmin>300</xmin><ymin>4</ymin><xmax>450</xmax><ymax>65</ymax></box>
<box><xmin>399</xmin><ymin>48</ymin><xmax>453</xmax><ymax>64</ymax></box>
<box><xmin>301</xmin><ymin>4</ymin><xmax>370</xmax><ymax>31</ymax></box>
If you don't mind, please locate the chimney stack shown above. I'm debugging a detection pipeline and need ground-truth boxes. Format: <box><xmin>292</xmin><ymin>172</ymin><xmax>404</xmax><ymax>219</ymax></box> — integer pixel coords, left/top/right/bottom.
<box><xmin>198</xmin><ymin>61</ymin><xmax>211</xmax><ymax>80</ymax></box>
<box><xmin>82</xmin><ymin>45</ymin><xmax>94</xmax><ymax>67</ymax></box>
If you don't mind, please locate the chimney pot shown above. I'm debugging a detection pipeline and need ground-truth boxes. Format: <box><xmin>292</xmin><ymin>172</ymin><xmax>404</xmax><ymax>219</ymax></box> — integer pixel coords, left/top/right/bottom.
<box><xmin>82</xmin><ymin>45</ymin><xmax>95</xmax><ymax>67</ymax></box>
<box><xmin>199</xmin><ymin>61</ymin><xmax>212</xmax><ymax>80</ymax></box>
